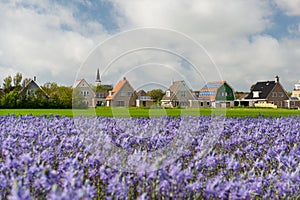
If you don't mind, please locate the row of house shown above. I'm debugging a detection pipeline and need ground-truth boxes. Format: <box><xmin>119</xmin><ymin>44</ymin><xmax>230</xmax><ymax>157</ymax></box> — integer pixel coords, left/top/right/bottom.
<box><xmin>3</xmin><ymin>70</ymin><xmax>298</xmax><ymax>109</ymax></box>
<box><xmin>74</xmin><ymin>69</ymin><xmax>300</xmax><ymax>109</ymax></box>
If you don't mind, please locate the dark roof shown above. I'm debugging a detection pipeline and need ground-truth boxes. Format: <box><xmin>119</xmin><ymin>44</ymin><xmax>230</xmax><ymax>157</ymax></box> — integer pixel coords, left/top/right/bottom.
<box><xmin>245</xmin><ymin>81</ymin><xmax>276</xmax><ymax>99</ymax></box>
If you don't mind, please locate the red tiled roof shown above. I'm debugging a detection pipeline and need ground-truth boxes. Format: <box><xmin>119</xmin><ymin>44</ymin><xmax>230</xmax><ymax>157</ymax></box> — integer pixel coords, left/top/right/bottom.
<box><xmin>106</xmin><ymin>79</ymin><xmax>127</xmax><ymax>99</ymax></box>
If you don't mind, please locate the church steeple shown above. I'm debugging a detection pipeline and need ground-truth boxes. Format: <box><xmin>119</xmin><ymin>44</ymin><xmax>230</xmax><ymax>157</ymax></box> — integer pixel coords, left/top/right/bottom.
<box><xmin>96</xmin><ymin>68</ymin><xmax>101</xmax><ymax>86</ymax></box>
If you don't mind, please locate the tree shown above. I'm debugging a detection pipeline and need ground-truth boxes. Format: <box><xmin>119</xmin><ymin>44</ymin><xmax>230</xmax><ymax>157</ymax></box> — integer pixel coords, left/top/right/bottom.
<box><xmin>3</xmin><ymin>75</ymin><xmax>12</xmax><ymax>93</ymax></box>
<box><xmin>147</xmin><ymin>89</ymin><xmax>165</xmax><ymax>103</ymax></box>
<box><xmin>57</xmin><ymin>86</ymin><xmax>72</xmax><ymax>108</ymax></box>
<box><xmin>22</xmin><ymin>78</ymin><xmax>31</xmax><ymax>88</ymax></box>
<box><xmin>2</xmin><ymin>90</ymin><xmax>18</xmax><ymax>108</ymax></box>
<box><xmin>13</xmin><ymin>73</ymin><xmax>22</xmax><ymax>88</ymax></box>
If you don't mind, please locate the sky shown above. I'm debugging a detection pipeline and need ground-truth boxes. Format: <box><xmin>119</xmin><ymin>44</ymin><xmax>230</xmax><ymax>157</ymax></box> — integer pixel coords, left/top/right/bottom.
<box><xmin>1</xmin><ymin>0</ymin><xmax>300</xmax><ymax>92</ymax></box>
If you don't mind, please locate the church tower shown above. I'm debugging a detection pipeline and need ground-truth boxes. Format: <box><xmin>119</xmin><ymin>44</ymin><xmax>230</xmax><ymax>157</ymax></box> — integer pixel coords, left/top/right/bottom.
<box><xmin>95</xmin><ymin>68</ymin><xmax>101</xmax><ymax>86</ymax></box>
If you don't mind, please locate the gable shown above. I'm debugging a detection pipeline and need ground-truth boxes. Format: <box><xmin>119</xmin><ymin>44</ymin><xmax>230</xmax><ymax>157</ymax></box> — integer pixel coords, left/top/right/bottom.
<box><xmin>198</xmin><ymin>81</ymin><xmax>232</xmax><ymax>101</ymax></box>
<box><xmin>266</xmin><ymin>83</ymin><xmax>289</xmax><ymax>100</ymax></box>
<box><xmin>162</xmin><ymin>81</ymin><xmax>194</xmax><ymax>101</ymax></box>
<box><xmin>107</xmin><ymin>79</ymin><xmax>136</xmax><ymax>99</ymax></box>
<box><xmin>20</xmin><ymin>80</ymin><xmax>49</xmax><ymax>98</ymax></box>
<box><xmin>215</xmin><ymin>83</ymin><xmax>235</xmax><ymax>101</ymax></box>
<box><xmin>76</xmin><ymin>79</ymin><xmax>90</xmax><ymax>88</ymax></box>
<box><xmin>172</xmin><ymin>82</ymin><xmax>195</xmax><ymax>100</ymax></box>
<box><xmin>116</xmin><ymin>81</ymin><xmax>135</xmax><ymax>97</ymax></box>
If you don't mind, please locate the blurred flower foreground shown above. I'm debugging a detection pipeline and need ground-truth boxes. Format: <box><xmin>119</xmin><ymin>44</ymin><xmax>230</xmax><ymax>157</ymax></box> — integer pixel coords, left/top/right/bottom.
<box><xmin>1</xmin><ymin>115</ymin><xmax>300</xmax><ymax>199</ymax></box>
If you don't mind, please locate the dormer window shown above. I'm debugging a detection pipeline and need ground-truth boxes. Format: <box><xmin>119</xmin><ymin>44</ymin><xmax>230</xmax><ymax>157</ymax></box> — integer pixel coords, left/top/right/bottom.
<box><xmin>166</xmin><ymin>90</ymin><xmax>171</xmax><ymax>97</ymax></box>
<box><xmin>253</xmin><ymin>91</ymin><xmax>259</xmax><ymax>98</ymax></box>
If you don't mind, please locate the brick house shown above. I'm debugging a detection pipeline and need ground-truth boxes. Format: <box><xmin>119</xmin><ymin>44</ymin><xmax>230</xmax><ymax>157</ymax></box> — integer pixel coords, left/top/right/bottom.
<box><xmin>73</xmin><ymin>78</ymin><xmax>96</xmax><ymax>107</ymax></box>
<box><xmin>245</xmin><ymin>76</ymin><xmax>289</xmax><ymax>108</ymax></box>
<box><xmin>106</xmin><ymin>77</ymin><xmax>137</xmax><ymax>107</ymax></box>
<box><xmin>161</xmin><ymin>80</ymin><xmax>196</xmax><ymax>108</ymax></box>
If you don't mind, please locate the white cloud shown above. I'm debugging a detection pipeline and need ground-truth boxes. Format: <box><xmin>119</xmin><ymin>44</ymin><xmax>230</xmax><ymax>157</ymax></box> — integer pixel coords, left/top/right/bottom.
<box><xmin>1</xmin><ymin>0</ymin><xmax>300</xmax><ymax>92</ymax></box>
<box><xmin>274</xmin><ymin>0</ymin><xmax>300</xmax><ymax>16</ymax></box>
<box><xmin>111</xmin><ymin>0</ymin><xmax>272</xmax><ymax>42</ymax></box>
<box><xmin>0</xmin><ymin>0</ymin><xmax>107</xmax><ymax>86</ymax></box>
<box><xmin>105</xmin><ymin>0</ymin><xmax>300</xmax><ymax>91</ymax></box>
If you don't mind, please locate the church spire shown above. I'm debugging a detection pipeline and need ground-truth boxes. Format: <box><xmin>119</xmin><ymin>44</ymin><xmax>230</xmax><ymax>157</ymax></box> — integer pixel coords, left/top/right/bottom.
<box><xmin>96</xmin><ymin>68</ymin><xmax>101</xmax><ymax>86</ymax></box>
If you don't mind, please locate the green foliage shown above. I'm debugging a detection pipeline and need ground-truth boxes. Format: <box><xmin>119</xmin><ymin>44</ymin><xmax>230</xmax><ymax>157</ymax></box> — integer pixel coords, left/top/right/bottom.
<box><xmin>95</xmin><ymin>85</ymin><xmax>113</xmax><ymax>92</ymax></box>
<box><xmin>1</xmin><ymin>90</ymin><xmax>19</xmax><ymax>108</ymax></box>
<box><xmin>3</xmin><ymin>75</ymin><xmax>12</xmax><ymax>93</ymax></box>
<box><xmin>147</xmin><ymin>89</ymin><xmax>165</xmax><ymax>103</ymax></box>
<box><xmin>0</xmin><ymin>74</ymin><xmax>76</xmax><ymax>108</ymax></box>
<box><xmin>13</xmin><ymin>73</ymin><xmax>22</xmax><ymax>89</ymax></box>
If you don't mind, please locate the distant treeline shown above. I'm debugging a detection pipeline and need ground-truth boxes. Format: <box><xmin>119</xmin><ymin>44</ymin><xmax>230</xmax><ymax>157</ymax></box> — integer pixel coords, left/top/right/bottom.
<box><xmin>0</xmin><ymin>73</ymin><xmax>87</xmax><ymax>108</ymax></box>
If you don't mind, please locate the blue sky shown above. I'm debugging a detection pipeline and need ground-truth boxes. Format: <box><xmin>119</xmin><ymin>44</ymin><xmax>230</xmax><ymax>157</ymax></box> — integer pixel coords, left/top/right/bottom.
<box><xmin>0</xmin><ymin>0</ymin><xmax>300</xmax><ymax>92</ymax></box>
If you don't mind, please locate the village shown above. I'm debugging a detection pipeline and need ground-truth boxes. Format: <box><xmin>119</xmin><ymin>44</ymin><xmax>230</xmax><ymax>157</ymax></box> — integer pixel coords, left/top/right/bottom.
<box><xmin>74</xmin><ymin>69</ymin><xmax>300</xmax><ymax>109</ymax></box>
<box><xmin>1</xmin><ymin>69</ymin><xmax>300</xmax><ymax>109</ymax></box>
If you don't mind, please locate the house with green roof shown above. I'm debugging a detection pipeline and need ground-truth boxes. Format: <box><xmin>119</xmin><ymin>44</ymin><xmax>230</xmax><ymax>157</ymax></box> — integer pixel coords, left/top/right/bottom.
<box><xmin>196</xmin><ymin>80</ymin><xmax>235</xmax><ymax>108</ymax></box>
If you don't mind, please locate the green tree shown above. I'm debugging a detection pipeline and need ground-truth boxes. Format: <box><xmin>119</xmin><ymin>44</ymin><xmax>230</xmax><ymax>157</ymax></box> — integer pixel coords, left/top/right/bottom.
<box><xmin>3</xmin><ymin>75</ymin><xmax>12</xmax><ymax>93</ymax></box>
<box><xmin>95</xmin><ymin>85</ymin><xmax>113</xmax><ymax>92</ymax></box>
<box><xmin>13</xmin><ymin>73</ymin><xmax>22</xmax><ymax>89</ymax></box>
<box><xmin>57</xmin><ymin>86</ymin><xmax>73</xmax><ymax>108</ymax></box>
<box><xmin>147</xmin><ymin>89</ymin><xmax>165</xmax><ymax>103</ymax></box>
<box><xmin>2</xmin><ymin>90</ymin><xmax>18</xmax><ymax>108</ymax></box>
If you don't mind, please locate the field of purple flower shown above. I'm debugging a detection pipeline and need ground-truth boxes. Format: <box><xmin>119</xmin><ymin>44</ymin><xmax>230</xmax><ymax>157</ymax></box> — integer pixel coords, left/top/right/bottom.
<box><xmin>1</xmin><ymin>115</ymin><xmax>300</xmax><ymax>199</ymax></box>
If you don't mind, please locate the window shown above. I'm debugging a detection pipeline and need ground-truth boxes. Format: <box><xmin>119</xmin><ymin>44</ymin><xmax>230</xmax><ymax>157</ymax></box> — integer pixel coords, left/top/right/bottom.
<box><xmin>117</xmin><ymin>101</ymin><xmax>125</xmax><ymax>106</ymax></box>
<box><xmin>207</xmin><ymin>102</ymin><xmax>210</xmax><ymax>106</ymax></box>
<box><xmin>119</xmin><ymin>92</ymin><xmax>126</xmax><ymax>96</ymax></box>
<box><xmin>128</xmin><ymin>92</ymin><xmax>133</xmax><ymax>97</ymax></box>
<box><xmin>278</xmin><ymin>92</ymin><xmax>283</xmax><ymax>97</ymax></box>
<box><xmin>166</xmin><ymin>91</ymin><xmax>171</xmax><ymax>97</ymax></box>
<box><xmin>200</xmin><ymin>102</ymin><xmax>204</xmax><ymax>107</ymax></box>
<box><xmin>81</xmin><ymin>91</ymin><xmax>88</xmax><ymax>96</ymax></box>
<box><xmin>181</xmin><ymin>91</ymin><xmax>186</xmax><ymax>97</ymax></box>
<box><xmin>253</xmin><ymin>91</ymin><xmax>259</xmax><ymax>98</ymax></box>
<box><xmin>272</xmin><ymin>92</ymin><xmax>277</xmax><ymax>97</ymax></box>
<box><xmin>291</xmin><ymin>101</ymin><xmax>295</xmax><ymax>106</ymax></box>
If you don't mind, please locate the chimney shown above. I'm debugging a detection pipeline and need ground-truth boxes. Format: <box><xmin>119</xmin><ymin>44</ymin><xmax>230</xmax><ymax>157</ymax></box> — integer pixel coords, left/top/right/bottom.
<box><xmin>123</xmin><ymin>77</ymin><xmax>126</xmax><ymax>80</ymax></box>
<box><xmin>34</xmin><ymin>76</ymin><xmax>36</xmax><ymax>82</ymax></box>
<box><xmin>275</xmin><ymin>75</ymin><xmax>279</xmax><ymax>83</ymax></box>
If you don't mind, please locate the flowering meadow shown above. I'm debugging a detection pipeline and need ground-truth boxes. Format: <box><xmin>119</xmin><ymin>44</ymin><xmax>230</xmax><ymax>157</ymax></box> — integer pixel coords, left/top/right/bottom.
<box><xmin>1</xmin><ymin>115</ymin><xmax>300</xmax><ymax>199</ymax></box>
